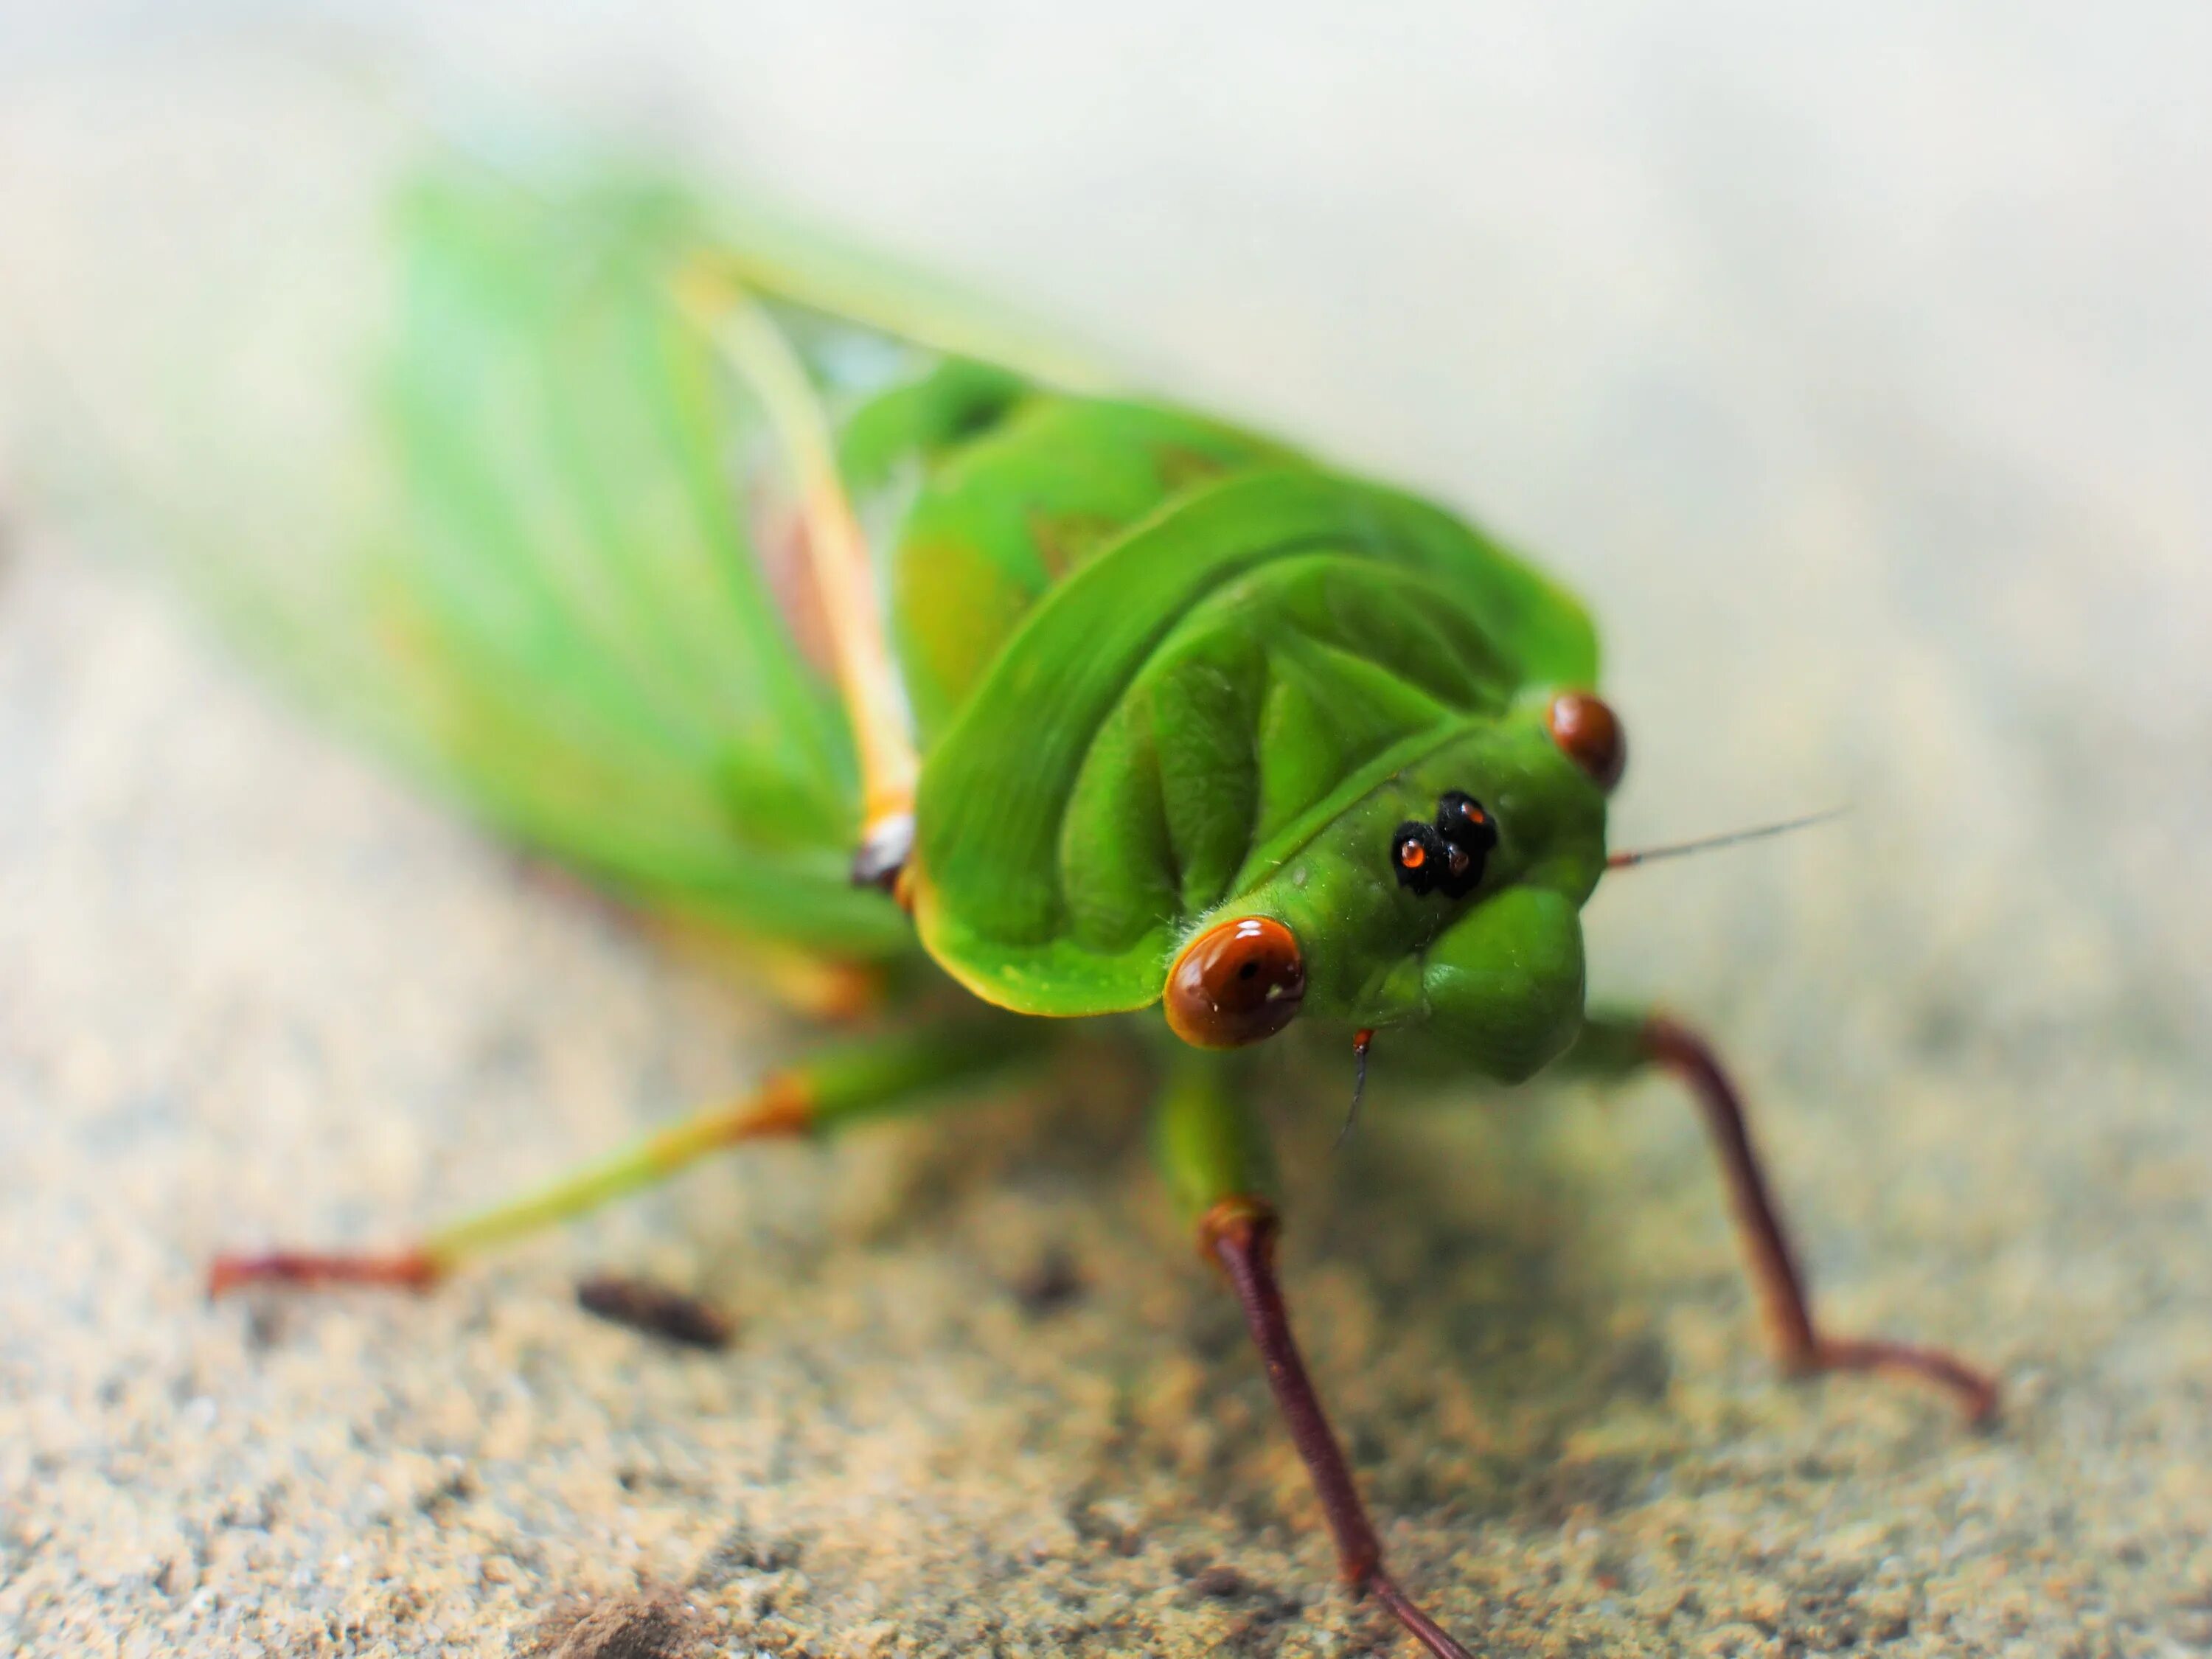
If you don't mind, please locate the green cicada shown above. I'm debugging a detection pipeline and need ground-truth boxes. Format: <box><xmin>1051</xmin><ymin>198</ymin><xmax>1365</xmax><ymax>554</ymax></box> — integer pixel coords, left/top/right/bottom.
<box><xmin>201</xmin><ymin>156</ymin><xmax>1999</xmax><ymax>1658</ymax></box>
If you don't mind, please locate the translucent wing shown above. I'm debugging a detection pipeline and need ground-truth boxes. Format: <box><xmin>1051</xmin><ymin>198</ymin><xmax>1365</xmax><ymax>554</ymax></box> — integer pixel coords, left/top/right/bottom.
<box><xmin>363</xmin><ymin>164</ymin><xmax>918</xmax><ymax>953</ymax></box>
<box><xmin>48</xmin><ymin>143</ymin><xmax>1105</xmax><ymax>961</ymax></box>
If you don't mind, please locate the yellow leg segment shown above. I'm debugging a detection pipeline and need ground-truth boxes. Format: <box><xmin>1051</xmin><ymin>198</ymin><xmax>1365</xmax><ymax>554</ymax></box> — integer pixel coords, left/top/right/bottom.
<box><xmin>209</xmin><ymin>1020</ymin><xmax>1040</xmax><ymax>1295</ymax></box>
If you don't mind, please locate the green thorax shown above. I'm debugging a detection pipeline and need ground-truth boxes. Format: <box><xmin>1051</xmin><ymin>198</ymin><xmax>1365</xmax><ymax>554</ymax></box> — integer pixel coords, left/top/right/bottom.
<box><xmin>841</xmin><ymin>359</ymin><xmax>1300</xmax><ymax>741</ymax></box>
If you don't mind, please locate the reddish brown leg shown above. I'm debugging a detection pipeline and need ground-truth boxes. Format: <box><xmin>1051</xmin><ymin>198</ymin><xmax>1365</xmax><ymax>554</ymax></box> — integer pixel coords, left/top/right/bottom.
<box><xmin>1201</xmin><ymin>1197</ymin><xmax>1474</xmax><ymax>1659</ymax></box>
<box><xmin>1641</xmin><ymin>1015</ymin><xmax>2000</xmax><ymax>1424</ymax></box>
<box><xmin>207</xmin><ymin>1249</ymin><xmax>440</xmax><ymax>1295</ymax></box>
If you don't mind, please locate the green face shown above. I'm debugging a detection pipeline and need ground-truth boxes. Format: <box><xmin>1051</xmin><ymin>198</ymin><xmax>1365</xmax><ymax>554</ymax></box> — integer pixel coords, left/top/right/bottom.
<box><xmin>1159</xmin><ymin>698</ymin><xmax>1611</xmax><ymax>1082</ymax></box>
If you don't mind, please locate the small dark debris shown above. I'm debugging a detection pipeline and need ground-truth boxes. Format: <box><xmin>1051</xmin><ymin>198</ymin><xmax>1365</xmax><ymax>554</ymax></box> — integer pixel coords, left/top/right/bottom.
<box><xmin>1067</xmin><ymin>1498</ymin><xmax>1141</xmax><ymax>1558</ymax></box>
<box><xmin>1175</xmin><ymin>1555</ymin><xmax>1291</xmax><ymax>1606</ymax></box>
<box><xmin>1175</xmin><ymin>1557</ymin><xmax>1306</xmax><ymax>1644</ymax></box>
<box><xmin>689</xmin><ymin>1523</ymin><xmax>801</xmax><ymax>1588</ymax></box>
<box><xmin>245</xmin><ymin>1303</ymin><xmax>288</xmax><ymax>1352</ymax></box>
<box><xmin>1190</xmin><ymin>1565</ymin><xmax>1255</xmax><ymax>1600</ymax></box>
<box><xmin>575</xmin><ymin>1275</ymin><xmax>734</xmax><ymax>1350</ymax></box>
<box><xmin>1011</xmin><ymin>1245</ymin><xmax>1086</xmax><ymax>1318</ymax></box>
<box><xmin>524</xmin><ymin>1589</ymin><xmax>704</xmax><ymax>1659</ymax></box>
<box><xmin>417</xmin><ymin>1467</ymin><xmax>475</xmax><ymax>1516</ymax></box>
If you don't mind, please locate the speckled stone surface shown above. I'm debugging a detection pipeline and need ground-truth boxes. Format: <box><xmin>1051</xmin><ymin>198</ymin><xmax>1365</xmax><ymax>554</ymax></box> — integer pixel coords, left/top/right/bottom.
<box><xmin>3</xmin><ymin>9</ymin><xmax>2210</xmax><ymax>1655</ymax></box>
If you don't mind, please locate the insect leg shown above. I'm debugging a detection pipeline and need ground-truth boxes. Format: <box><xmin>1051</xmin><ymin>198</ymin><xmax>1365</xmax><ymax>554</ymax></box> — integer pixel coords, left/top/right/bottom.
<box><xmin>1573</xmin><ymin>1012</ymin><xmax>2000</xmax><ymax>1423</ymax></box>
<box><xmin>643</xmin><ymin>913</ymin><xmax>894</xmax><ymax>1023</ymax></box>
<box><xmin>1152</xmin><ymin>1057</ymin><xmax>1475</xmax><ymax>1659</ymax></box>
<box><xmin>209</xmin><ymin>1019</ymin><xmax>1043</xmax><ymax>1296</ymax></box>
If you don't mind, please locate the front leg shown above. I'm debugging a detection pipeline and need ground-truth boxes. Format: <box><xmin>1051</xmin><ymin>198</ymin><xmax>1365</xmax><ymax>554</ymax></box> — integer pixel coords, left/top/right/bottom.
<box><xmin>1576</xmin><ymin>1012</ymin><xmax>2000</xmax><ymax>1424</ymax></box>
<box><xmin>1152</xmin><ymin>1056</ymin><xmax>1474</xmax><ymax>1659</ymax></box>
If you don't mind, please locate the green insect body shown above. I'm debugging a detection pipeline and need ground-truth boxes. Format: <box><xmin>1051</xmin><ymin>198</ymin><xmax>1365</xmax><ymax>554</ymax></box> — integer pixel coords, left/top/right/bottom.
<box><xmin>366</xmin><ymin>165</ymin><xmax>1606</xmax><ymax>1075</ymax></box>
<box><xmin>201</xmin><ymin>156</ymin><xmax>2000</xmax><ymax>1658</ymax></box>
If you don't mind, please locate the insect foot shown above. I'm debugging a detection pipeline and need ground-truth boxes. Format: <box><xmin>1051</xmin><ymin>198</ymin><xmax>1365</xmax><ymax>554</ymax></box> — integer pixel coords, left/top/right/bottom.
<box><xmin>1200</xmin><ymin>1197</ymin><xmax>1475</xmax><ymax>1659</ymax></box>
<box><xmin>1638</xmin><ymin>1015</ymin><xmax>2003</xmax><ymax>1425</ymax></box>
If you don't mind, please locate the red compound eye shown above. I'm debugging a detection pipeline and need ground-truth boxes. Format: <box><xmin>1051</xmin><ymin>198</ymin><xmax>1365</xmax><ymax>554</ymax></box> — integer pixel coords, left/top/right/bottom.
<box><xmin>1164</xmin><ymin>917</ymin><xmax>1307</xmax><ymax>1049</ymax></box>
<box><xmin>1547</xmin><ymin>692</ymin><xmax>1627</xmax><ymax>792</ymax></box>
<box><xmin>1391</xmin><ymin>821</ymin><xmax>1444</xmax><ymax>895</ymax></box>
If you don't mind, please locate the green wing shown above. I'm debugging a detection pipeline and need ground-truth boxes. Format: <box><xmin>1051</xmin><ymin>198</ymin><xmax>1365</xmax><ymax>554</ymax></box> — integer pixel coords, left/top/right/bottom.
<box><xmin>372</xmin><ymin>166</ymin><xmax>925</xmax><ymax>960</ymax></box>
<box><xmin>140</xmin><ymin>153</ymin><xmax>1098</xmax><ymax>963</ymax></box>
<box><xmin>362</xmin><ymin>166</ymin><xmax>914</xmax><ymax>953</ymax></box>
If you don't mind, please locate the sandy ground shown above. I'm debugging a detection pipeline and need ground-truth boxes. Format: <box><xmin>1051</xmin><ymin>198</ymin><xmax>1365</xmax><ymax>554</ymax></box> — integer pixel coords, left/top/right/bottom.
<box><xmin>3</xmin><ymin>7</ymin><xmax>2211</xmax><ymax>1655</ymax></box>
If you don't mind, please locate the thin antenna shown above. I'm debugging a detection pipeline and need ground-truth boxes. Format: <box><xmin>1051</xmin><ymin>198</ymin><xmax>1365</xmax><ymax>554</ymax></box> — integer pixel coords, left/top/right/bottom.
<box><xmin>1607</xmin><ymin>807</ymin><xmax>1847</xmax><ymax>871</ymax></box>
<box><xmin>1335</xmin><ymin>1029</ymin><xmax>1375</xmax><ymax>1150</ymax></box>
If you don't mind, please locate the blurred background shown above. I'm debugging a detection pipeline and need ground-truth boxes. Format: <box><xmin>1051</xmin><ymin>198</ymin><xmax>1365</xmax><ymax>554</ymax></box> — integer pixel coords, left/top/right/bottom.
<box><xmin>2</xmin><ymin>4</ymin><xmax>2208</xmax><ymax>1655</ymax></box>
